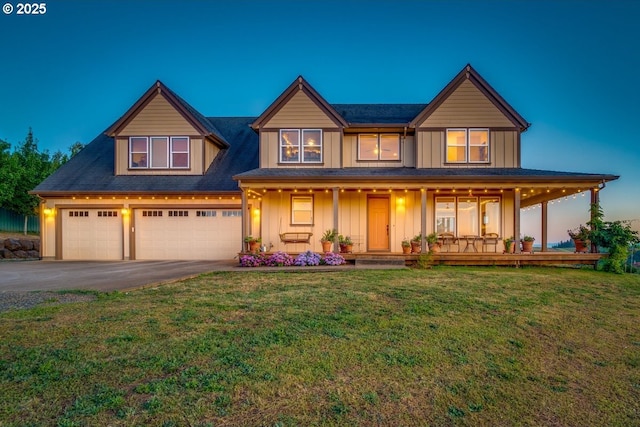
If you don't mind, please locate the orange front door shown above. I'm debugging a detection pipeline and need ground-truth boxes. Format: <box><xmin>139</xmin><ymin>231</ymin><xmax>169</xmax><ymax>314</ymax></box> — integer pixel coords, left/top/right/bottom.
<box><xmin>368</xmin><ymin>196</ymin><xmax>390</xmax><ymax>251</ymax></box>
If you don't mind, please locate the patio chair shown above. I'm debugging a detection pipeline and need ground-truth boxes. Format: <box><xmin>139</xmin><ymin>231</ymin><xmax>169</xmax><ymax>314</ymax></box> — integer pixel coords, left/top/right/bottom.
<box><xmin>483</xmin><ymin>232</ymin><xmax>500</xmax><ymax>252</ymax></box>
<box><xmin>439</xmin><ymin>232</ymin><xmax>458</xmax><ymax>252</ymax></box>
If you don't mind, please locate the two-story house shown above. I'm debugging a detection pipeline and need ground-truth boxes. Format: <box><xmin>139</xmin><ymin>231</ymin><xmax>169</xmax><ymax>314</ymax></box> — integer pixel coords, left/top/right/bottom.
<box><xmin>33</xmin><ymin>65</ymin><xmax>618</xmax><ymax>260</ymax></box>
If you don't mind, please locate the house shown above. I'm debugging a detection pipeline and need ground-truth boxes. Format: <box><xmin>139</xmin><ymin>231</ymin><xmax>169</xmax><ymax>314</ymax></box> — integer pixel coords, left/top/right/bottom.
<box><xmin>33</xmin><ymin>65</ymin><xmax>618</xmax><ymax>260</ymax></box>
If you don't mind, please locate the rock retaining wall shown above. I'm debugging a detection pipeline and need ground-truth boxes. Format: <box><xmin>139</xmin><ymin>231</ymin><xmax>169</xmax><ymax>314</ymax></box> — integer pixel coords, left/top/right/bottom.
<box><xmin>0</xmin><ymin>238</ymin><xmax>40</xmax><ymax>259</ymax></box>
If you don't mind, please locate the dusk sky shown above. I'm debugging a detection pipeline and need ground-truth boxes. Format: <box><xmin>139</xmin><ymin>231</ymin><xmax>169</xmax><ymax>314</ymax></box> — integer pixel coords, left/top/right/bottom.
<box><xmin>1</xmin><ymin>0</ymin><xmax>638</xmax><ymax>242</ymax></box>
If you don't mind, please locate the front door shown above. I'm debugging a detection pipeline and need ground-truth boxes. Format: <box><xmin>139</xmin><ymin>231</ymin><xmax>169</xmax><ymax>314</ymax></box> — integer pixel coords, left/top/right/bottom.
<box><xmin>368</xmin><ymin>196</ymin><xmax>390</xmax><ymax>251</ymax></box>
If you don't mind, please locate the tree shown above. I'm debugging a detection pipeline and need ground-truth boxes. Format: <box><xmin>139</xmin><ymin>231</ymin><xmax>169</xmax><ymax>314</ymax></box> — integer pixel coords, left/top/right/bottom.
<box><xmin>1</xmin><ymin>129</ymin><xmax>84</xmax><ymax>235</ymax></box>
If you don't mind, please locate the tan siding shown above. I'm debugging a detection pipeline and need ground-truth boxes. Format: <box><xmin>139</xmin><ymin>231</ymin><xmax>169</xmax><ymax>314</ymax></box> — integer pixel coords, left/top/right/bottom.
<box><xmin>503</xmin><ymin>192</ymin><xmax>515</xmax><ymax>251</ymax></box>
<box><xmin>264</xmin><ymin>91</ymin><xmax>337</xmax><ymax>128</ymax></box>
<box><xmin>416</xmin><ymin>131</ymin><xmax>443</xmax><ymax>168</ymax></box>
<box><xmin>120</xmin><ymin>94</ymin><xmax>199</xmax><ymax>135</ymax></box>
<box><xmin>204</xmin><ymin>140</ymin><xmax>221</xmax><ymax>171</ymax></box>
<box><xmin>419</xmin><ymin>80</ymin><xmax>514</xmax><ymax>128</ymax></box>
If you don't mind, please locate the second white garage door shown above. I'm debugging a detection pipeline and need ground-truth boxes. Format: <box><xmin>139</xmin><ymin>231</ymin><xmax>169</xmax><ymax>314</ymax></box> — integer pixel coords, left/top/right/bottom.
<box><xmin>134</xmin><ymin>208</ymin><xmax>242</xmax><ymax>260</ymax></box>
<box><xmin>62</xmin><ymin>209</ymin><xmax>123</xmax><ymax>260</ymax></box>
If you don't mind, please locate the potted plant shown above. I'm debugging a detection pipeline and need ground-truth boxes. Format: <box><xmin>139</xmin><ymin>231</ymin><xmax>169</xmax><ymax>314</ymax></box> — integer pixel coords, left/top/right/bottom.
<box><xmin>320</xmin><ymin>229</ymin><xmax>337</xmax><ymax>252</ymax></box>
<box><xmin>411</xmin><ymin>233</ymin><xmax>422</xmax><ymax>253</ymax></box>
<box><xmin>338</xmin><ymin>235</ymin><xmax>353</xmax><ymax>253</ymax></box>
<box><xmin>521</xmin><ymin>235</ymin><xmax>535</xmax><ymax>253</ymax></box>
<box><xmin>244</xmin><ymin>236</ymin><xmax>261</xmax><ymax>253</ymax></box>
<box><xmin>568</xmin><ymin>225</ymin><xmax>590</xmax><ymax>253</ymax></box>
<box><xmin>503</xmin><ymin>236</ymin><xmax>515</xmax><ymax>253</ymax></box>
<box><xmin>401</xmin><ymin>239</ymin><xmax>411</xmax><ymax>254</ymax></box>
<box><xmin>426</xmin><ymin>232</ymin><xmax>441</xmax><ymax>253</ymax></box>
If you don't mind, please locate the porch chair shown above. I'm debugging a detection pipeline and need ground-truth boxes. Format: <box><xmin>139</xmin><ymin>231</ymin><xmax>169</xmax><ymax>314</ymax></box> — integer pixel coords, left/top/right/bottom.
<box><xmin>482</xmin><ymin>233</ymin><xmax>500</xmax><ymax>253</ymax></box>
<box><xmin>439</xmin><ymin>232</ymin><xmax>458</xmax><ymax>252</ymax></box>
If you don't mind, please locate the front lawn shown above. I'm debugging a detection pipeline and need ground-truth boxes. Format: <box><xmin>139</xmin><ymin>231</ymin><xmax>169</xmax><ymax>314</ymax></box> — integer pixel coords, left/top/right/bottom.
<box><xmin>1</xmin><ymin>267</ymin><xmax>639</xmax><ymax>426</ymax></box>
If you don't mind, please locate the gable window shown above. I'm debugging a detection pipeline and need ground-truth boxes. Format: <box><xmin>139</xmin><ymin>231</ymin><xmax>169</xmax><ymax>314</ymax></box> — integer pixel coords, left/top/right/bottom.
<box><xmin>446</xmin><ymin>129</ymin><xmax>489</xmax><ymax>163</ymax></box>
<box><xmin>291</xmin><ymin>195</ymin><xmax>313</xmax><ymax>225</ymax></box>
<box><xmin>358</xmin><ymin>134</ymin><xmax>400</xmax><ymax>161</ymax></box>
<box><xmin>280</xmin><ymin>129</ymin><xmax>322</xmax><ymax>163</ymax></box>
<box><xmin>129</xmin><ymin>136</ymin><xmax>190</xmax><ymax>169</ymax></box>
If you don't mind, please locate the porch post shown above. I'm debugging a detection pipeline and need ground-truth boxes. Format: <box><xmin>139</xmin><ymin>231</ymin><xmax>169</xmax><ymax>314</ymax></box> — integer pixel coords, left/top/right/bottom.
<box><xmin>241</xmin><ymin>186</ymin><xmax>248</xmax><ymax>253</ymax></box>
<box><xmin>514</xmin><ymin>189</ymin><xmax>521</xmax><ymax>254</ymax></box>
<box><xmin>421</xmin><ymin>188</ymin><xmax>427</xmax><ymax>253</ymax></box>
<box><xmin>590</xmin><ymin>188</ymin><xmax>599</xmax><ymax>253</ymax></box>
<box><xmin>332</xmin><ymin>187</ymin><xmax>339</xmax><ymax>253</ymax></box>
<box><xmin>541</xmin><ymin>201</ymin><xmax>548</xmax><ymax>252</ymax></box>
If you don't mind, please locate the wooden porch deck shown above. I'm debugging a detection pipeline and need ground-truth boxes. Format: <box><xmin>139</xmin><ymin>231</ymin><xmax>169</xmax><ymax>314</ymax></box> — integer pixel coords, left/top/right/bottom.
<box><xmin>341</xmin><ymin>251</ymin><xmax>605</xmax><ymax>267</ymax></box>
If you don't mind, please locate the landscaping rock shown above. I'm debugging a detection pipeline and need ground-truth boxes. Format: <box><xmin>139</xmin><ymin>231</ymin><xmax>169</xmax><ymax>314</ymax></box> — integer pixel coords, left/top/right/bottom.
<box><xmin>33</xmin><ymin>240</ymin><xmax>40</xmax><ymax>251</ymax></box>
<box><xmin>13</xmin><ymin>250</ymin><xmax>28</xmax><ymax>258</ymax></box>
<box><xmin>1</xmin><ymin>249</ymin><xmax>16</xmax><ymax>259</ymax></box>
<box><xmin>19</xmin><ymin>240</ymin><xmax>34</xmax><ymax>250</ymax></box>
<box><xmin>4</xmin><ymin>239</ymin><xmax>21</xmax><ymax>251</ymax></box>
<box><xmin>27</xmin><ymin>250</ymin><xmax>40</xmax><ymax>259</ymax></box>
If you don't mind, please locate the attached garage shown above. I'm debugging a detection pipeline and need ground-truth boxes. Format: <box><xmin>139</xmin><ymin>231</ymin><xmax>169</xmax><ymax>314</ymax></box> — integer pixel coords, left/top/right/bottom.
<box><xmin>133</xmin><ymin>208</ymin><xmax>242</xmax><ymax>260</ymax></box>
<box><xmin>61</xmin><ymin>209</ymin><xmax>123</xmax><ymax>260</ymax></box>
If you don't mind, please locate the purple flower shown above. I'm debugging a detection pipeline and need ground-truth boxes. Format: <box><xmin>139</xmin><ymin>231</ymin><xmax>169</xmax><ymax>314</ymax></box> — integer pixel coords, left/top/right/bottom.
<box><xmin>265</xmin><ymin>251</ymin><xmax>294</xmax><ymax>267</ymax></box>
<box><xmin>322</xmin><ymin>252</ymin><xmax>345</xmax><ymax>266</ymax></box>
<box><xmin>239</xmin><ymin>253</ymin><xmax>265</xmax><ymax>267</ymax></box>
<box><xmin>294</xmin><ymin>250</ymin><xmax>321</xmax><ymax>266</ymax></box>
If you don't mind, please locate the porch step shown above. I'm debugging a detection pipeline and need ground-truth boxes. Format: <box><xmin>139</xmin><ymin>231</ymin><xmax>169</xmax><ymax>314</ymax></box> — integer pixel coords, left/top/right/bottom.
<box><xmin>355</xmin><ymin>257</ymin><xmax>407</xmax><ymax>269</ymax></box>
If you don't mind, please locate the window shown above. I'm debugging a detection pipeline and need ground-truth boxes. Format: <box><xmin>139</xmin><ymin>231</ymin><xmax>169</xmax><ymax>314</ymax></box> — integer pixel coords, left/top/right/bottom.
<box><xmin>446</xmin><ymin>129</ymin><xmax>489</xmax><ymax>163</ymax></box>
<box><xmin>358</xmin><ymin>134</ymin><xmax>400</xmax><ymax>161</ymax></box>
<box><xmin>291</xmin><ymin>195</ymin><xmax>313</xmax><ymax>225</ymax></box>
<box><xmin>222</xmin><ymin>210</ymin><xmax>242</xmax><ymax>217</ymax></box>
<box><xmin>280</xmin><ymin>129</ymin><xmax>322</xmax><ymax>163</ymax></box>
<box><xmin>142</xmin><ymin>210</ymin><xmax>163</xmax><ymax>217</ymax></box>
<box><xmin>97</xmin><ymin>211</ymin><xmax>118</xmax><ymax>217</ymax></box>
<box><xmin>129</xmin><ymin>136</ymin><xmax>189</xmax><ymax>169</ymax></box>
<box><xmin>436</xmin><ymin>197</ymin><xmax>501</xmax><ymax>236</ymax></box>
<box><xmin>168</xmin><ymin>210</ymin><xmax>188</xmax><ymax>217</ymax></box>
<box><xmin>69</xmin><ymin>211</ymin><xmax>89</xmax><ymax>217</ymax></box>
<box><xmin>196</xmin><ymin>210</ymin><xmax>217</xmax><ymax>217</ymax></box>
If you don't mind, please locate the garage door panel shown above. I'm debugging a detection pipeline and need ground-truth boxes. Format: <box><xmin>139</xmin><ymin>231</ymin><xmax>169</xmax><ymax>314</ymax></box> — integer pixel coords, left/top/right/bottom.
<box><xmin>62</xmin><ymin>209</ymin><xmax>122</xmax><ymax>260</ymax></box>
<box><xmin>135</xmin><ymin>209</ymin><xmax>241</xmax><ymax>260</ymax></box>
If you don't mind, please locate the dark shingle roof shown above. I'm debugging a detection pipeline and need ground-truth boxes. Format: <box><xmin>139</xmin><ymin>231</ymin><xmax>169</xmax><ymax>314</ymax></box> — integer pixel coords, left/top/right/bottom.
<box><xmin>332</xmin><ymin>104</ymin><xmax>427</xmax><ymax>124</ymax></box>
<box><xmin>234</xmin><ymin>167</ymin><xmax>618</xmax><ymax>182</ymax></box>
<box><xmin>33</xmin><ymin>117</ymin><xmax>258</xmax><ymax>194</ymax></box>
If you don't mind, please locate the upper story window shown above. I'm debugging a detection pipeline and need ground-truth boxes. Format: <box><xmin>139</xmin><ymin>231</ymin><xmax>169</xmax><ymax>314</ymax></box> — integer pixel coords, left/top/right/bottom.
<box><xmin>446</xmin><ymin>129</ymin><xmax>489</xmax><ymax>163</ymax></box>
<box><xmin>280</xmin><ymin>129</ymin><xmax>322</xmax><ymax>163</ymax></box>
<box><xmin>129</xmin><ymin>136</ymin><xmax>190</xmax><ymax>169</ymax></box>
<box><xmin>358</xmin><ymin>134</ymin><xmax>400</xmax><ymax>161</ymax></box>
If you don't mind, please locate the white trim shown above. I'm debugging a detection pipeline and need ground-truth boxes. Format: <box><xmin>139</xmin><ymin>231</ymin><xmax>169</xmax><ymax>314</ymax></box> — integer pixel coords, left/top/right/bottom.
<box><xmin>279</xmin><ymin>129</ymin><xmax>300</xmax><ymax>163</ymax></box>
<box><xmin>150</xmin><ymin>137</ymin><xmax>169</xmax><ymax>169</ymax></box>
<box><xmin>468</xmin><ymin>128</ymin><xmax>490</xmax><ymax>164</ymax></box>
<box><xmin>170</xmin><ymin>136</ymin><xmax>190</xmax><ymax>169</ymax></box>
<box><xmin>357</xmin><ymin>133</ymin><xmax>400</xmax><ymax>161</ymax></box>
<box><xmin>301</xmin><ymin>129</ymin><xmax>323</xmax><ymax>163</ymax></box>
<box><xmin>129</xmin><ymin>137</ymin><xmax>149</xmax><ymax>169</ymax></box>
<box><xmin>445</xmin><ymin>129</ymin><xmax>467</xmax><ymax>163</ymax></box>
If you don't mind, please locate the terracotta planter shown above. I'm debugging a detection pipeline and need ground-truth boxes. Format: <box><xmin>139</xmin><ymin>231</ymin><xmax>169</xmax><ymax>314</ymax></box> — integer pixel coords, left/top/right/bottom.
<box><xmin>340</xmin><ymin>244</ymin><xmax>353</xmax><ymax>253</ymax></box>
<box><xmin>521</xmin><ymin>240</ymin><xmax>534</xmax><ymax>253</ymax></box>
<box><xmin>428</xmin><ymin>243</ymin><xmax>441</xmax><ymax>253</ymax></box>
<box><xmin>248</xmin><ymin>241</ymin><xmax>260</xmax><ymax>253</ymax></box>
<box><xmin>504</xmin><ymin>242</ymin><xmax>515</xmax><ymax>253</ymax></box>
<box><xmin>321</xmin><ymin>241</ymin><xmax>333</xmax><ymax>253</ymax></box>
<box><xmin>402</xmin><ymin>245</ymin><xmax>411</xmax><ymax>254</ymax></box>
<box><xmin>573</xmin><ymin>239</ymin><xmax>589</xmax><ymax>253</ymax></box>
<box><xmin>410</xmin><ymin>241</ymin><xmax>421</xmax><ymax>253</ymax></box>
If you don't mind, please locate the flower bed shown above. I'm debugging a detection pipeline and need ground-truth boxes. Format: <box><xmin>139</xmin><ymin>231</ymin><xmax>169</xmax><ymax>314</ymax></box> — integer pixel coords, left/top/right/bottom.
<box><xmin>239</xmin><ymin>251</ymin><xmax>345</xmax><ymax>268</ymax></box>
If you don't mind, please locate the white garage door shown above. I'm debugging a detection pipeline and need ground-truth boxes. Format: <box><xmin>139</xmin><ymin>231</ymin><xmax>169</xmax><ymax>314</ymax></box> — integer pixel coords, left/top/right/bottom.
<box><xmin>62</xmin><ymin>209</ymin><xmax>123</xmax><ymax>260</ymax></box>
<box><xmin>134</xmin><ymin>208</ymin><xmax>242</xmax><ymax>260</ymax></box>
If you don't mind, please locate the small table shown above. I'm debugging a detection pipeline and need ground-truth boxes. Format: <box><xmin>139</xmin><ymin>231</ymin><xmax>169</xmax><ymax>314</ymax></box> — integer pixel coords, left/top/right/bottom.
<box><xmin>461</xmin><ymin>235</ymin><xmax>482</xmax><ymax>252</ymax></box>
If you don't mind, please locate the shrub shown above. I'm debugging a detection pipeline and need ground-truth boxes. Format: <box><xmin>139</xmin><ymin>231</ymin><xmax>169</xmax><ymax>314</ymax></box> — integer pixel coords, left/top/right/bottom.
<box><xmin>239</xmin><ymin>253</ymin><xmax>265</xmax><ymax>267</ymax></box>
<box><xmin>322</xmin><ymin>252</ymin><xmax>346</xmax><ymax>266</ymax></box>
<box><xmin>294</xmin><ymin>250</ymin><xmax>321</xmax><ymax>266</ymax></box>
<box><xmin>265</xmin><ymin>251</ymin><xmax>294</xmax><ymax>267</ymax></box>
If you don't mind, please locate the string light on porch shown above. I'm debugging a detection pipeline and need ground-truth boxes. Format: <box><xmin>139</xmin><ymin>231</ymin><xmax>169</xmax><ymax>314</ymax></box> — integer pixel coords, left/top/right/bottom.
<box><xmin>357</xmin><ymin>188</ymin><xmax>361</xmax><ymax>193</ymax></box>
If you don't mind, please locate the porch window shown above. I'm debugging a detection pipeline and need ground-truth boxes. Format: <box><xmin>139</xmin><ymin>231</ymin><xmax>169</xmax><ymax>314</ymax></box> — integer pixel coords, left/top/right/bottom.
<box><xmin>358</xmin><ymin>134</ymin><xmax>400</xmax><ymax>161</ymax></box>
<box><xmin>129</xmin><ymin>136</ymin><xmax>190</xmax><ymax>169</ymax></box>
<box><xmin>436</xmin><ymin>196</ymin><xmax>501</xmax><ymax>236</ymax></box>
<box><xmin>291</xmin><ymin>195</ymin><xmax>313</xmax><ymax>225</ymax></box>
<box><xmin>280</xmin><ymin>129</ymin><xmax>322</xmax><ymax>163</ymax></box>
<box><xmin>446</xmin><ymin>129</ymin><xmax>489</xmax><ymax>163</ymax></box>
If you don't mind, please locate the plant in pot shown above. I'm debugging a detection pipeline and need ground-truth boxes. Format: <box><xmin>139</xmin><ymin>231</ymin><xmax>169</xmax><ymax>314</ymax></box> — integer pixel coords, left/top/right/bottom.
<box><xmin>401</xmin><ymin>239</ymin><xmax>411</xmax><ymax>254</ymax></box>
<box><xmin>411</xmin><ymin>234</ymin><xmax>422</xmax><ymax>254</ymax></box>
<box><xmin>426</xmin><ymin>232</ymin><xmax>441</xmax><ymax>253</ymax></box>
<box><xmin>320</xmin><ymin>229</ymin><xmax>337</xmax><ymax>253</ymax></box>
<box><xmin>503</xmin><ymin>236</ymin><xmax>515</xmax><ymax>253</ymax></box>
<box><xmin>338</xmin><ymin>235</ymin><xmax>353</xmax><ymax>253</ymax></box>
<box><xmin>521</xmin><ymin>235</ymin><xmax>535</xmax><ymax>253</ymax></box>
<box><xmin>568</xmin><ymin>225</ymin><xmax>590</xmax><ymax>253</ymax></box>
<box><xmin>244</xmin><ymin>236</ymin><xmax>262</xmax><ymax>253</ymax></box>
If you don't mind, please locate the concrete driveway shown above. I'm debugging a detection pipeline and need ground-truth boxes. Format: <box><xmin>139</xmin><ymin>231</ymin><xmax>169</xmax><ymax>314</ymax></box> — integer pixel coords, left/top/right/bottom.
<box><xmin>0</xmin><ymin>260</ymin><xmax>238</xmax><ymax>292</ymax></box>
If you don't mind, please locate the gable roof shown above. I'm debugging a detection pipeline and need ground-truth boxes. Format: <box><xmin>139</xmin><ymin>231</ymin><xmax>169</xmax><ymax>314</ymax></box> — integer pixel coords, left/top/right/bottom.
<box><xmin>251</xmin><ymin>76</ymin><xmax>348</xmax><ymax>129</ymax></box>
<box><xmin>332</xmin><ymin>104</ymin><xmax>427</xmax><ymax>125</ymax></box>
<box><xmin>105</xmin><ymin>80</ymin><xmax>229</xmax><ymax>148</ymax></box>
<box><xmin>33</xmin><ymin>117</ymin><xmax>258</xmax><ymax>195</ymax></box>
<box><xmin>410</xmin><ymin>64</ymin><xmax>530</xmax><ymax>131</ymax></box>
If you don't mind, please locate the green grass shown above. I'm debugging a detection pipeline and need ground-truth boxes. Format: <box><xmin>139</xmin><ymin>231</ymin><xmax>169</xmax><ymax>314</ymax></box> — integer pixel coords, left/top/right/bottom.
<box><xmin>1</xmin><ymin>267</ymin><xmax>639</xmax><ymax>426</ymax></box>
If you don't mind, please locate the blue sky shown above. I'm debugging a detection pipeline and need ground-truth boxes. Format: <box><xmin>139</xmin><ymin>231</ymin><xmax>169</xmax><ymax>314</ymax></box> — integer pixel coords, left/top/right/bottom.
<box><xmin>1</xmin><ymin>0</ymin><xmax>638</xmax><ymax>241</ymax></box>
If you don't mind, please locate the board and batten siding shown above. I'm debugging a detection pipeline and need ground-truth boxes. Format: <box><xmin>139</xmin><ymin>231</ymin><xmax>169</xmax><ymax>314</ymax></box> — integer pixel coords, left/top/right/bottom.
<box><xmin>342</xmin><ymin>135</ymin><xmax>416</xmax><ymax>168</ymax></box>
<box><xmin>259</xmin><ymin>131</ymin><xmax>341</xmax><ymax>168</ymax></box>
<box><xmin>418</xmin><ymin>79</ymin><xmax>515</xmax><ymax>128</ymax></box>
<box><xmin>416</xmin><ymin>130</ymin><xmax>518</xmax><ymax>168</ymax></box>
<box><xmin>263</xmin><ymin>91</ymin><xmax>338</xmax><ymax>128</ymax></box>
<box><xmin>115</xmin><ymin>137</ymin><xmax>206</xmax><ymax>175</ymax></box>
